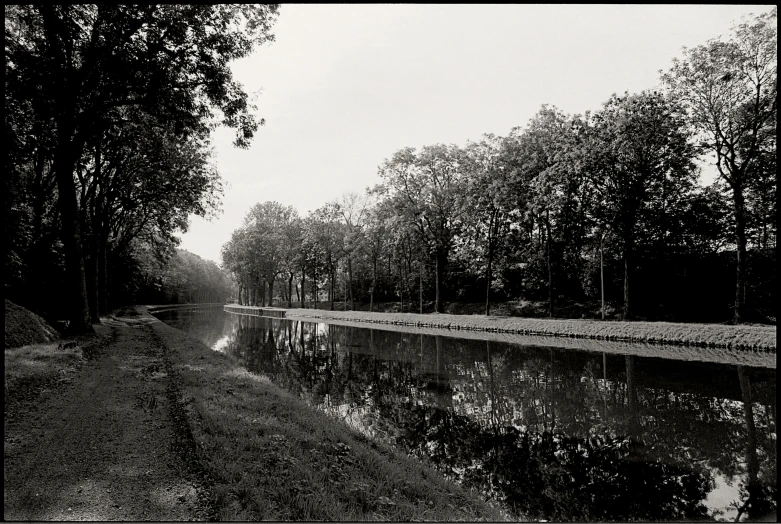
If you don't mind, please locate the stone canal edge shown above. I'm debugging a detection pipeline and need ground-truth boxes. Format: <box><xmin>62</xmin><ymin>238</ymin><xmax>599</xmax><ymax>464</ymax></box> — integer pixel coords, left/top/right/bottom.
<box><xmin>219</xmin><ymin>304</ymin><xmax>777</xmax><ymax>353</ymax></box>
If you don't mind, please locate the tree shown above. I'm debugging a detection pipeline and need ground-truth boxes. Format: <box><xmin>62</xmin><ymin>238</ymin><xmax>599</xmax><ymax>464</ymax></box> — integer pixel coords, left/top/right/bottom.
<box><xmin>504</xmin><ymin>107</ymin><xmax>587</xmax><ymax>317</ymax></box>
<box><xmin>281</xmin><ymin>214</ymin><xmax>303</xmax><ymax>308</ymax></box>
<box><xmin>308</xmin><ymin>204</ymin><xmax>345</xmax><ymax>310</ymax></box>
<box><xmin>243</xmin><ymin>201</ymin><xmax>298</xmax><ymax>307</ymax></box>
<box><xmin>222</xmin><ymin>227</ymin><xmax>254</xmax><ymax>305</ymax></box>
<box><xmin>5</xmin><ymin>4</ymin><xmax>279</xmax><ymax>332</ymax></box>
<box><xmin>661</xmin><ymin>7</ymin><xmax>777</xmax><ymax>322</ymax></box>
<box><xmin>585</xmin><ymin>92</ymin><xmax>699</xmax><ymax>319</ymax></box>
<box><xmin>362</xmin><ymin>193</ymin><xmax>393</xmax><ymax>311</ymax></box>
<box><xmin>462</xmin><ymin>135</ymin><xmax>513</xmax><ymax>315</ymax></box>
<box><xmin>379</xmin><ymin>144</ymin><xmax>469</xmax><ymax>313</ymax></box>
<box><xmin>336</xmin><ymin>191</ymin><xmax>371</xmax><ymax>310</ymax></box>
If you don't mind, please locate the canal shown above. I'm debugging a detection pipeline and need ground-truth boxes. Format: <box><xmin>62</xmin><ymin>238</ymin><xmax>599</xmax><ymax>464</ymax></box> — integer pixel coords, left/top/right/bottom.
<box><xmin>153</xmin><ymin>306</ymin><xmax>777</xmax><ymax>522</ymax></box>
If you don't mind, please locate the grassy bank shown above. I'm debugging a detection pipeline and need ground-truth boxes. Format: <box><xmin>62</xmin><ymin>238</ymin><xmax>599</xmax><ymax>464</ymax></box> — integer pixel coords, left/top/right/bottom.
<box><xmin>262</xmin><ymin>307</ymin><xmax>776</xmax><ymax>351</ymax></box>
<box><xmin>4</xmin><ymin>299</ymin><xmax>60</xmax><ymax>349</ymax></box>
<box><xmin>4</xmin><ymin>299</ymin><xmax>97</xmax><ymax>415</ymax></box>
<box><xmin>146</xmin><ymin>307</ymin><xmax>508</xmax><ymax>521</ymax></box>
<box><xmin>4</xmin><ymin>343</ymin><xmax>83</xmax><ymax>412</ymax></box>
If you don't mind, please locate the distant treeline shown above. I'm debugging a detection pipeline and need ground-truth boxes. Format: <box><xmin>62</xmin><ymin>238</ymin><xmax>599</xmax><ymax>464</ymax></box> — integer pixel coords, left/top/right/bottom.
<box><xmin>223</xmin><ymin>9</ymin><xmax>776</xmax><ymax>324</ymax></box>
<box><xmin>122</xmin><ymin>248</ymin><xmax>234</xmax><ymax>307</ymax></box>
<box><xmin>4</xmin><ymin>6</ymin><xmax>279</xmax><ymax>329</ymax></box>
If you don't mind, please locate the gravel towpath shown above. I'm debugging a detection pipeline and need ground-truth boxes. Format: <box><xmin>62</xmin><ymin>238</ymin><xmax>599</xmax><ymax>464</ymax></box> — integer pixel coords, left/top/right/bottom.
<box><xmin>4</xmin><ymin>315</ymin><xmax>210</xmax><ymax>521</ymax></box>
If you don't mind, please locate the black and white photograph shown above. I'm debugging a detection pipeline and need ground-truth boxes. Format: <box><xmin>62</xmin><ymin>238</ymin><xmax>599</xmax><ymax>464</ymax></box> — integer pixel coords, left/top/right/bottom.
<box><xmin>4</xmin><ymin>4</ymin><xmax>776</xmax><ymax>521</ymax></box>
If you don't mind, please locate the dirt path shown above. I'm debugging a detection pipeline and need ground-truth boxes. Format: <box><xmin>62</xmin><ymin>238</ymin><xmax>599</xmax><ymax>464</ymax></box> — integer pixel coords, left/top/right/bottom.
<box><xmin>4</xmin><ymin>315</ymin><xmax>210</xmax><ymax>521</ymax></box>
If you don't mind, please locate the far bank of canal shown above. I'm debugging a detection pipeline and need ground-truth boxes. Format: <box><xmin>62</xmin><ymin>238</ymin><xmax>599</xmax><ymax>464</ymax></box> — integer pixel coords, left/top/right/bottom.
<box><xmin>152</xmin><ymin>305</ymin><xmax>777</xmax><ymax>522</ymax></box>
<box><xmin>220</xmin><ymin>304</ymin><xmax>777</xmax><ymax>352</ymax></box>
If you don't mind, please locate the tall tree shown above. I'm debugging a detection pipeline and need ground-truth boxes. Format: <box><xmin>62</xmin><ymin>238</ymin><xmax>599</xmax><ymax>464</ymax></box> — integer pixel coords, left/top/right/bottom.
<box><xmin>585</xmin><ymin>92</ymin><xmax>699</xmax><ymax>319</ymax></box>
<box><xmin>661</xmin><ymin>8</ymin><xmax>777</xmax><ymax>322</ymax></box>
<box><xmin>379</xmin><ymin>144</ymin><xmax>468</xmax><ymax>313</ymax></box>
<box><xmin>335</xmin><ymin>191</ymin><xmax>371</xmax><ymax>310</ymax></box>
<box><xmin>243</xmin><ymin>202</ymin><xmax>297</xmax><ymax>307</ymax></box>
<box><xmin>463</xmin><ymin>135</ymin><xmax>513</xmax><ymax>316</ymax></box>
<box><xmin>504</xmin><ymin>107</ymin><xmax>587</xmax><ymax>316</ymax></box>
<box><xmin>362</xmin><ymin>193</ymin><xmax>393</xmax><ymax>311</ymax></box>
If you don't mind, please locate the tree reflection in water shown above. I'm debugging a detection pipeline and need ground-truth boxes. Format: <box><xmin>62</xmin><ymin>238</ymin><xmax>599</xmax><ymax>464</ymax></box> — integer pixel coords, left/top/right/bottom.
<box><xmin>163</xmin><ymin>309</ymin><xmax>777</xmax><ymax>522</ymax></box>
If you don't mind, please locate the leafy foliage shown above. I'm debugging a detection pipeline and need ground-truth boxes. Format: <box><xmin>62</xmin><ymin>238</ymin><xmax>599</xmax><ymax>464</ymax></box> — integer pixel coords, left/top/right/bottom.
<box><xmin>4</xmin><ymin>4</ymin><xmax>279</xmax><ymax>328</ymax></box>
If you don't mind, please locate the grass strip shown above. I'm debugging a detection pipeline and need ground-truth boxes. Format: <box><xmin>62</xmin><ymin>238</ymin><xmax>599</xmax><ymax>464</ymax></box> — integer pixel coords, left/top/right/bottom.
<box><xmin>5</xmin><ymin>343</ymin><xmax>84</xmax><ymax>414</ymax></box>
<box><xmin>4</xmin><ymin>325</ymin><xmax>111</xmax><ymax>419</ymax></box>
<box><xmin>147</xmin><ymin>308</ymin><xmax>508</xmax><ymax>521</ymax></box>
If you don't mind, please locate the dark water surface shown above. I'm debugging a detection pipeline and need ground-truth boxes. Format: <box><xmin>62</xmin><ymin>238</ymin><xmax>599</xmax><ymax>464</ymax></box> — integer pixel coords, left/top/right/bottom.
<box><xmin>154</xmin><ymin>307</ymin><xmax>777</xmax><ymax>522</ymax></box>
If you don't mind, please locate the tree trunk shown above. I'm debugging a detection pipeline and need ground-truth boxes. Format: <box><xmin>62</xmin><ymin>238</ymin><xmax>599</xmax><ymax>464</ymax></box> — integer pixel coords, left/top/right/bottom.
<box><xmin>545</xmin><ymin>212</ymin><xmax>553</xmax><ymax>317</ymax></box>
<box><xmin>288</xmin><ymin>272</ymin><xmax>294</xmax><ymax>308</ymax></box>
<box><xmin>329</xmin><ymin>266</ymin><xmax>335</xmax><ymax>311</ymax></box>
<box><xmin>600</xmin><ymin>233</ymin><xmax>605</xmax><ymax>320</ymax></box>
<box><xmin>86</xmin><ymin>137</ymin><xmax>102</xmax><ymax>323</ymax></box>
<box><xmin>313</xmin><ymin>269</ymin><xmax>318</xmax><ymax>309</ymax></box>
<box><xmin>85</xmin><ymin>238</ymin><xmax>99</xmax><ymax>323</ymax></box>
<box><xmin>41</xmin><ymin>9</ymin><xmax>92</xmax><ymax>333</ymax></box>
<box><xmin>370</xmin><ymin>251</ymin><xmax>377</xmax><ymax>313</ymax></box>
<box><xmin>622</xmin><ymin>230</ymin><xmax>634</xmax><ymax>320</ymax></box>
<box><xmin>485</xmin><ymin>238</ymin><xmax>493</xmax><ymax>316</ymax></box>
<box><xmin>733</xmin><ymin>185</ymin><xmax>748</xmax><ymax>323</ymax></box>
<box><xmin>53</xmin><ymin>142</ymin><xmax>92</xmax><ymax>333</ymax></box>
<box><xmin>435</xmin><ymin>248</ymin><xmax>446</xmax><ymax>313</ymax></box>
<box><xmin>399</xmin><ymin>262</ymin><xmax>404</xmax><ymax>313</ymax></box>
<box><xmin>348</xmin><ymin>256</ymin><xmax>354</xmax><ymax>310</ymax></box>
<box><xmin>419</xmin><ymin>251</ymin><xmax>424</xmax><ymax>314</ymax></box>
<box><xmin>623</xmin><ymin>254</ymin><xmax>630</xmax><ymax>320</ymax></box>
<box><xmin>301</xmin><ymin>265</ymin><xmax>307</xmax><ymax>308</ymax></box>
<box><xmin>267</xmin><ymin>275</ymin><xmax>275</xmax><ymax>307</ymax></box>
<box><xmin>98</xmin><ymin>234</ymin><xmax>108</xmax><ymax>314</ymax></box>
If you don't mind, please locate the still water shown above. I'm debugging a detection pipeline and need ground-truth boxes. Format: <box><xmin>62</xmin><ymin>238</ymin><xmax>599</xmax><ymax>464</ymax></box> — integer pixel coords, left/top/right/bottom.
<box><xmin>154</xmin><ymin>307</ymin><xmax>777</xmax><ymax>522</ymax></box>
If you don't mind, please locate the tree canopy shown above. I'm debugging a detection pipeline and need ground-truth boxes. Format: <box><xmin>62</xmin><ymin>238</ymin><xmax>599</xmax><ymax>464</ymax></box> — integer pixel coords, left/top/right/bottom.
<box><xmin>5</xmin><ymin>4</ymin><xmax>279</xmax><ymax>327</ymax></box>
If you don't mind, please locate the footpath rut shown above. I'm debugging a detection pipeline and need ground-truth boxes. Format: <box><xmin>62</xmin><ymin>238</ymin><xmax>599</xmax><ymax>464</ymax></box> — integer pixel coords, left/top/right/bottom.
<box><xmin>4</xmin><ymin>316</ymin><xmax>209</xmax><ymax>521</ymax></box>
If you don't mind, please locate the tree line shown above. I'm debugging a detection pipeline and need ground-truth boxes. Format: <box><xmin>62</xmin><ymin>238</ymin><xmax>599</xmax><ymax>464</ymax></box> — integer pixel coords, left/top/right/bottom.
<box><xmin>5</xmin><ymin>5</ymin><xmax>279</xmax><ymax>331</ymax></box>
<box><xmin>223</xmin><ymin>9</ymin><xmax>776</xmax><ymax>323</ymax></box>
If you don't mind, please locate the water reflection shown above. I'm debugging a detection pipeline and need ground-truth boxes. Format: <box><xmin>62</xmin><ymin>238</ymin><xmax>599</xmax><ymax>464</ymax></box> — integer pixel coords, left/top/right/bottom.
<box><xmin>155</xmin><ymin>308</ymin><xmax>777</xmax><ymax>522</ymax></box>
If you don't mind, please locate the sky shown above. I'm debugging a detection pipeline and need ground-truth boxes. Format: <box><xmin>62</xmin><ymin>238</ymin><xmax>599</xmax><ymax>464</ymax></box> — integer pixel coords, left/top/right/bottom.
<box><xmin>177</xmin><ymin>4</ymin><xmax>774</xmax><ymax>265</ymax></box>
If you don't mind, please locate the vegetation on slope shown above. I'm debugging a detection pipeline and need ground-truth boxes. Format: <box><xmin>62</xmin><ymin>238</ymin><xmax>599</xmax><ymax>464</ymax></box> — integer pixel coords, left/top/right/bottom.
<box><xmin>4</xmin><ymin>299</ymin><xmax>60</xmax><ymax>349</ymax></box>
<box><xmin>149</xmin><ymin>309</ymin><xmax>508</xmax><ymax>521</ymax></box>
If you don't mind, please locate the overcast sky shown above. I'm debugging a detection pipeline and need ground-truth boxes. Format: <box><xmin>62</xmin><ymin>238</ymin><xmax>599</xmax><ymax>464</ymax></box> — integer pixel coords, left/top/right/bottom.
<box><xmin>177</xmin><ymin>4</ymin><xmax>773</xmax><ymax>264</ymax></box>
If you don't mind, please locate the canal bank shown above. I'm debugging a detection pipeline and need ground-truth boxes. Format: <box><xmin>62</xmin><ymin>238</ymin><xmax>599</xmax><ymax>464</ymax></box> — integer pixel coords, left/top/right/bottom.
<box><xmin>141</xmin><ymin>306</ymin><xmax>508</xmax><ymax>520</ymax></box>
<box><xmin>224</xmin><ymin>305</ymin><xmax>777</xmax><ymax>352</ymax></box>
<box><xmin>4</xmin><ymin>305</ymin><xmax>507</xmax><ymax>521</ymax></box>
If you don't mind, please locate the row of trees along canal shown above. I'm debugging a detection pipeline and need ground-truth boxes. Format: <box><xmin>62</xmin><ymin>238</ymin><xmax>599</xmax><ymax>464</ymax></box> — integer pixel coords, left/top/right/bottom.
<box><xmin>5</xmin><ymin>5</ymin><xmax>280</xmax><ymax>331</ymax></box>
<box><xmin>222</xmin><ymin>9</ymin><xmax>776</xmax><ymax>324</ymax></box>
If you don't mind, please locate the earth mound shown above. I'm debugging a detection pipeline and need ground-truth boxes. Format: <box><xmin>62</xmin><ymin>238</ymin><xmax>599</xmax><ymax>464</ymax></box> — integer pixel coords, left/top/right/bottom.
<box><xmin>5</xmin><ymin>299</ymin><xmax>59</xmax><ymax>349</ymax></box>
